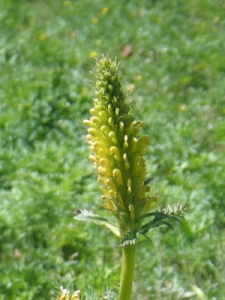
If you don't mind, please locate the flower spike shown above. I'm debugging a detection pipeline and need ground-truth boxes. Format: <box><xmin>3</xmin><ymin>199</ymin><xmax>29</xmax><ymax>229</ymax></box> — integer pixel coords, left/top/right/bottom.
<box><xmin>80</xmin><ymin>56</ymin><xmax>157</xmax><ymax>243</ymax></box>
<box><xmin>73</xmin><ymin>56</ymin><xmax>186</xmax><ymax>300</ymax></box>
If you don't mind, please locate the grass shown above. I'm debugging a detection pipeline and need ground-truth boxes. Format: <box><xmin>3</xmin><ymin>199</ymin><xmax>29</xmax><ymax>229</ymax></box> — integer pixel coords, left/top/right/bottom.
<box><xmin>0</xmin><ymin>0</ymin><xmax>225</xmax><ymax>299</ymax></box>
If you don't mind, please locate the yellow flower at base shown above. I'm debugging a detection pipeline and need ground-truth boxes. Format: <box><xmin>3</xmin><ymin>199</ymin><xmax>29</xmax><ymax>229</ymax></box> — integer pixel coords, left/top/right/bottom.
<box><xmin>57</xmin><ymin>286</ymin><xmax>81</xmax><ymax>300</ymax></box>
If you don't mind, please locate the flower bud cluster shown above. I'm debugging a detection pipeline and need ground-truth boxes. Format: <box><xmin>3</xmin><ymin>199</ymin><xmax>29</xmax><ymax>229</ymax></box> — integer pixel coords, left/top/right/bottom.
<box><xmin>84</xmin><ymin>56</ymin><xmax>155</xmax><ymax>236</ymax></box>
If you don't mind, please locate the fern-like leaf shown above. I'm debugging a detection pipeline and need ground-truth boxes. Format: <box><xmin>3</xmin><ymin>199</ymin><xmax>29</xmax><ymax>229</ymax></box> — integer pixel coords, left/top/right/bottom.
<box><xmin>74</xmin><ymin>209</ymin><xmax>121</xmax><ymax>237</ymax></box>
<box><xmin>139</xmin><ymin>205</ymin><xmax>187</xmax><ymax>235</ymax></box>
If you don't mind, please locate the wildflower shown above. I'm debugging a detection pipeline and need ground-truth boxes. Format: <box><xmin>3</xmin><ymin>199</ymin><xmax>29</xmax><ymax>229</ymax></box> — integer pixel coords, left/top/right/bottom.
<box><xmin>89</xmin><ymin>51</ymin><xmax>98</xmax><ymax>59</ymax></box>
<box><xmin>92</xmin><ymin>17</ymin><xmax>98</xmax><ymax>24</ymax></box>
<box><xmin>135</xmin><ymin>75</ymin><xmax>143</xmax><ymax>81</ymax></box>
<box><xmin>75</xmin><ymin>56</ymin><xmax>186</xmax><ymax>300</ymax></box>
<box><xmin>64</xmin><ymin>0</ymin><xmax>71</xmax><ymax>6</ymax></box>
<box><xmin>83</xmin><ymin>56</ymin><xmax>155</xmax><ymax>242</ymax></box>
<box><xmin>179</xmin><ymin>104</ymin><xmax>187</xmax><ymax>111</ymax></box>
<box><xmin>39</xmin><ymin>34</ymin><xmax>47</xmax><ymax>41</ymax></box>
<box><xmin>101</xmin><ymin>7</ymin><xmax>109</xmax><ymax>14</ymax></box>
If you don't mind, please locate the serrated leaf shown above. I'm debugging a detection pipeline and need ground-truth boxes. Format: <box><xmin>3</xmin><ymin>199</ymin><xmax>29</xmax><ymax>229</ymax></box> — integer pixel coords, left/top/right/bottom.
<box><xmin>138</xmin><ymin>204</ymin><xmax>187</xmax><ymax>235</ymax></box>
<box><xmin>74</xmin><ymin>209</ymin><xmax>121</xmax><ymax>237</ymax></box>
<box><xmin>140</xmin><ymin>204</ymin><xmax>187</xmax><ymax>222</ymax></box>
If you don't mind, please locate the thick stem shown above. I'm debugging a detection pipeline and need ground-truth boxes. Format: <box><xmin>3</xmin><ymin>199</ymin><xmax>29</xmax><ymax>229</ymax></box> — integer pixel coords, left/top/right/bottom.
<box><xmin>118</xmin><ymin>243</ymin><xmax>137</xmax><ymax>300</ymax></box>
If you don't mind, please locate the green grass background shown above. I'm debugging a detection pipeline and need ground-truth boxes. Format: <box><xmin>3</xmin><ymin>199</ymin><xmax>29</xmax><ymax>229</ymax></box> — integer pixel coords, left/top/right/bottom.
<box><xmin>0</xmin><ymin>0</ymin><xmax>225</xmax><ymax>299</ymax></box>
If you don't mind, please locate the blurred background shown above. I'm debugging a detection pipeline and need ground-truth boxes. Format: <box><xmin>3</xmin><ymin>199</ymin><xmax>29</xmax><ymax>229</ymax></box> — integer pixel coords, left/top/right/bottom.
<box><xmin>0</xmin><ymin>0</ymin><xmax>224</xmax><ymax>299</ymax></box>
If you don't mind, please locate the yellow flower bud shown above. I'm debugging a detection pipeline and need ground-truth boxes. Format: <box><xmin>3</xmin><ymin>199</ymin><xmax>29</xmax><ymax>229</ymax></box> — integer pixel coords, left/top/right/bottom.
<box><xmin>123</xmin><ymin>135</ymin><xmax>129</xmax><ymax>149</ymax></box>
<box><xmin>123</xmin><ymin>153</ymin><xmax>130</xmax><ymax>170</ymax></box>
<box><xmin>109</xmin><ymin>131</ymin><xmax>118</xmax><ymax>144</ymax></box>
<box><xmin>110</xmin><ymin>146</ymin><xmax>122</xmax><ymax>162</ymax></box>
<box><xmin>113</xmin><ymin>168</ymin><xmax>123</xmax><ymax>185</ymax></box>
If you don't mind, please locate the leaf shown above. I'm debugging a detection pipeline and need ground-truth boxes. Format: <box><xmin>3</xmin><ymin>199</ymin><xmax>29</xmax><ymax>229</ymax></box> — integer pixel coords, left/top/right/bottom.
<box><xmin>74</xmin><ymin>209</ymin><xmax>121</xmax><ymax>237</ymax></box>
<box><xmin>139</xmin><ymin>204</ymin><xmax>187</xmax><ymax>235</ymax></box>
<box><xmin>141</xmin><ymin>204</ymin><xmax>187</xmax><ymax>222</ymax></box>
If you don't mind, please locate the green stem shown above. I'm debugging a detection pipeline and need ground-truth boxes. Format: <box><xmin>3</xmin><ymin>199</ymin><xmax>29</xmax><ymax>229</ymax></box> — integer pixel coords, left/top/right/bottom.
<box><xmin>118</xmin><ymin>243</ymin><xmax>137</xmax><ymax>300</ymax></box>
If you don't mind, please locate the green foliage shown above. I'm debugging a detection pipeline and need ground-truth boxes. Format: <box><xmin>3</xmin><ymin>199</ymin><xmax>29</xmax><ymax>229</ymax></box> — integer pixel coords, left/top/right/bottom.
<box><xmin>0</xmin><ymin>0</ymin><xmax>225</xmax><ymax>299</ymax></box>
